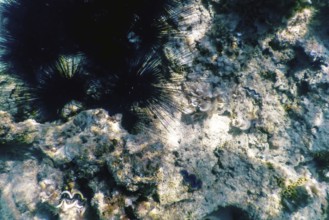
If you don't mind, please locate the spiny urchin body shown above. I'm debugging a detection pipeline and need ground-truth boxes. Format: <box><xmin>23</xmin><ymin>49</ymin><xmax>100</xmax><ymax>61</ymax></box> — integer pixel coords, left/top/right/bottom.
<box><xmin>98</xmin><ymin>51</ymin><xmax>176</xmax><ymax>133</ymax></box>
<box><xmin>32</xmin><ymin>55</ymin><xmax>89</xmax><ymax>121</ymax></box>
<box><xmin>0</xmin><ymin>0</ymin><xmax>185</xmax><ymax>132</ymax></box>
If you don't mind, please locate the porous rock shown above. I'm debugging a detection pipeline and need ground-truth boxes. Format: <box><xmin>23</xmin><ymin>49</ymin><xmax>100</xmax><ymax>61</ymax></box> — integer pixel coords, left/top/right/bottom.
<box><xmin>1</xmin><ymin>0</ymin><xmax>329</xmax><ymax>219</ymax></box>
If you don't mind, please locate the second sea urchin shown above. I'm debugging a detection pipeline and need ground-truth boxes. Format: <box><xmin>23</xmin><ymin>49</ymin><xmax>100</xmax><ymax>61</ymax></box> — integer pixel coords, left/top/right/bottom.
<box><xmin>97</xmin><ymin>50</ymin><xmax>177</xmax><ymax>133</ymax></box>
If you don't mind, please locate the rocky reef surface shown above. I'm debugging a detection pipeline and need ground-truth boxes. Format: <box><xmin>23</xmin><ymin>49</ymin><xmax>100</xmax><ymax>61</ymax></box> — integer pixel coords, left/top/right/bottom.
<box><xmin>1</xmin><ymin>0</ymin><xmax>329</xmax><ymax>219</ymax></box>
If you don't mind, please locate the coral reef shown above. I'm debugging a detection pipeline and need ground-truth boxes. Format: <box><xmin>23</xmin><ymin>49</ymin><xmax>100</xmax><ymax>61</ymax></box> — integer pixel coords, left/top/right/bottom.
<box><xmin>1</xmin><ymin>0</ymin><xmax>329</xmax><ymax>220</ymax></box>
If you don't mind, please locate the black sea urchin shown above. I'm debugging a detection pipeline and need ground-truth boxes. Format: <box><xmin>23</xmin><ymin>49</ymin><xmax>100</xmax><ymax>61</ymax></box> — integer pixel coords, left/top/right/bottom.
<box><xmin>32</xmin><ymin>55</ymin><xmax>88</xmax><ymax>121</ymax></box>
<box><xmin>97</xmin><ymin>51</ymin><xmax>177</xmax><ymax>133</ymax></box>
<box><xmin>0</xmin><ymin>0</ymin><xmax>77</xmax><ymax>79</ymax></box>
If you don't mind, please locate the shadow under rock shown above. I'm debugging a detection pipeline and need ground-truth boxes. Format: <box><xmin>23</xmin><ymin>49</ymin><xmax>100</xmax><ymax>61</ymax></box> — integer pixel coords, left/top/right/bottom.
<box><xmin>0</xmin><ymin>143</ymin><xmax>43</xmax><ymax>161</ymax></box>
